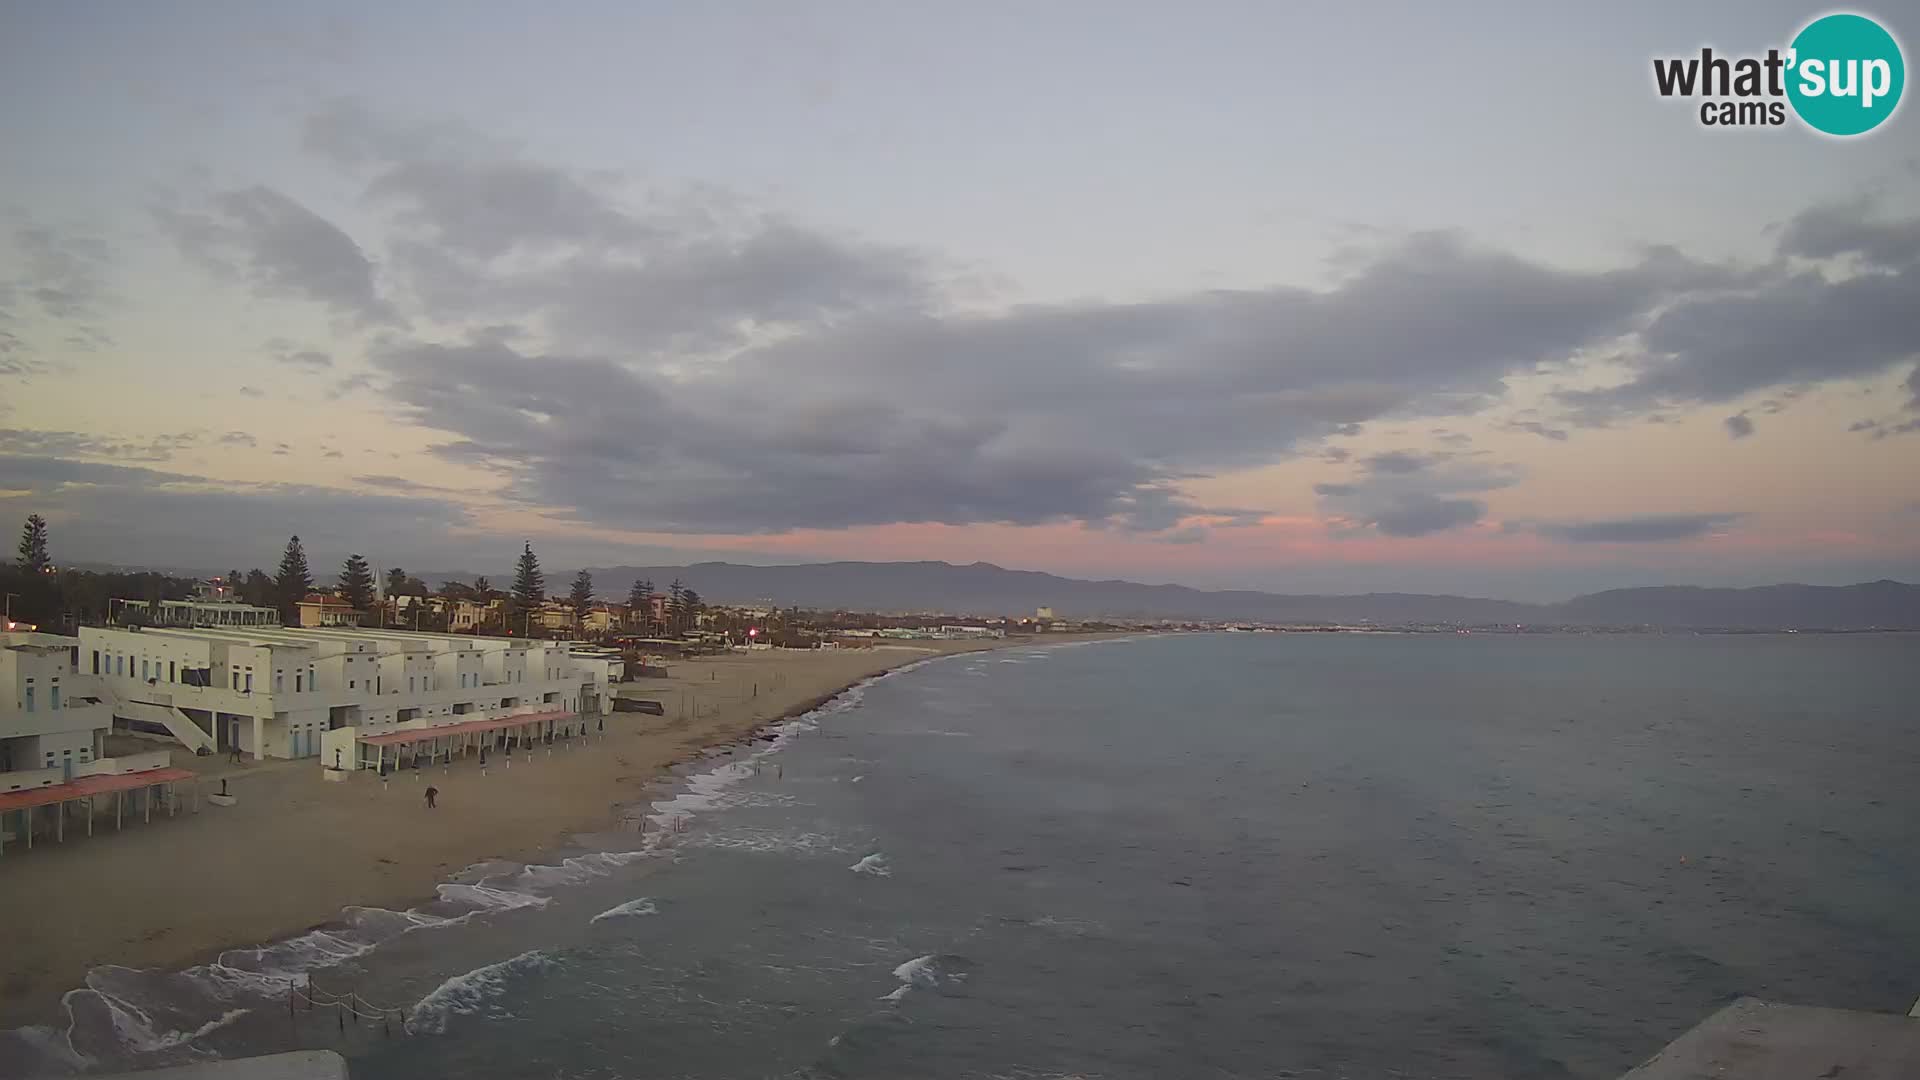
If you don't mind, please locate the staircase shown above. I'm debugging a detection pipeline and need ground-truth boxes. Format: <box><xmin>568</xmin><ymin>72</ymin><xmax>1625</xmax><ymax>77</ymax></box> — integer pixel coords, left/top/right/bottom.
<box><xmin>112</xmin><ymin>697</ymin><xmax>217</xmax><ymax>755</ymax></box>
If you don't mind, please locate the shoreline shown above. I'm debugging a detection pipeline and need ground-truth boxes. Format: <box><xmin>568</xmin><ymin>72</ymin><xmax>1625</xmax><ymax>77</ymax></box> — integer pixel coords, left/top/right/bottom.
<box><xmin>0</xmin><ymin>634</ymin><xmax>1122</xmax><ymax>1030</ymax></box>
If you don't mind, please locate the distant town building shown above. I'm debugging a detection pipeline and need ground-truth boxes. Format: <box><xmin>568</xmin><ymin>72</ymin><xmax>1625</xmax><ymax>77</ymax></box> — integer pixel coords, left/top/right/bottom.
<box><xmin>296</xmin><ymin>594</ymin><xmax>363</xmax><ymax>628</ymax></box>
<box><xmin>534</xmin><ymin>602</ymin><xmax>579</xmax><ymax>632</ymax></box>
<box><xmin>119</xmin><ymin>597</ymin><xmax>282</xmax><ymax>629</ymax></box>
<box><xmin>1035</xmin><ymin>607</ymin><xmax>1055</xmax><ymax>621</ymax></box>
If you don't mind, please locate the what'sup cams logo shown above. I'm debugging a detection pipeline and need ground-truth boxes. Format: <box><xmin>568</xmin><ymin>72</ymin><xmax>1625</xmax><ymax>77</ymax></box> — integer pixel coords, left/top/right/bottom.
<box><xmin>1653</xmin><ymin>11</ymin><xmax>1905</xmax><ymax>135</ymax></box>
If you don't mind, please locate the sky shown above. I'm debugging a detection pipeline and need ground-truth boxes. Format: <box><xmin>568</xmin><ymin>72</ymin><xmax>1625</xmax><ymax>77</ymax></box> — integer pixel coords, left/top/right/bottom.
<box><xmin>2</xmin><ymin>1</ymin><xmax>1917</xmax><ymax>602</ymax></box>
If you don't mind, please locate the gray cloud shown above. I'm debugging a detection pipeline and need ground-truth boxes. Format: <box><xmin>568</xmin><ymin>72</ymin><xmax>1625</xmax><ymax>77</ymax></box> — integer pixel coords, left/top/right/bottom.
<box><xmin>1777</xmin><ymin>198</ymin><xmax>1920</xmax><ymax>270</ymax></box>
<box><xmin>367</xmin><ymin>218</ymin><xmax>1642</xmax><ymax>536</ymax></box>
<box><xmin>1315</xmin><ymin>451</ymin><xmax>1520</xmax><ymax>539</ymax></box>
<box><xmin>304</xmin><ymin>102</ymin><xmax>928</xmax><ymax>356</ymax></box>
<box><xmin>218</xmin><ymin>431</ymin><xmax>256</xmax><ymax>447</ymax></box>
<box><xmin>0</xmin><ymin>428</ymin><xmax>200</xmax><ymax>461</ymax></box>
<box><xmin>1558</xmin><ymin>203</ymin><xmax>1920</xmax><ymax>425</ymax></box>
<box><xmin>1533</xmin><ymin>513</ymin><xmax>1742</xmax><ymax>543</ymax></box>
<box><xmin>1</xmin><ymin>223</ymin><xmax>118</xmax><ymax>368</ymax></box>
<box><xmin>3</xmin><ymin>453</ymin><xmax>478</xmax><ymax>569</ymax></box>
<box><xmin>239</xmin><ymin>386</ymin><xmax>265</xmax><ymax>398</ymax></box>
<box><xmin>277</xmin><ymin>349</ymin><xmax>334</xmax><ymax>370</ymax></box>
<box><xmin>1501</xmin><ymin>419</ymin><xmax>1570</xmax><ymax>441</ymax></box>
<box><xmin>1363</xmin><ymin>450</ymin><xmax>1440</xmax><ymax>474</ymax></box>
<box><xmin>156</xmin><ymin>186</ymin><xmax>400</xmax><ymax>326</ymax></box>
<box><xmin>1369</xmin><ymin>494</ymin><xmax>1486</xmax><ymax>537</ymax></box>
<box><xmin>1724</xmin><ymin>412</ymin><xmax>1754</xmax><ymax>439</ymax></box>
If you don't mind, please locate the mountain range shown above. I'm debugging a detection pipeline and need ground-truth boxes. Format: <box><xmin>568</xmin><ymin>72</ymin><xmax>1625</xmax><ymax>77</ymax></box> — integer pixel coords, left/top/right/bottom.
<box><xmin>410</xmin><ymin>561</ymin><xmax>1917</xmax><ymax>630</ymax></box>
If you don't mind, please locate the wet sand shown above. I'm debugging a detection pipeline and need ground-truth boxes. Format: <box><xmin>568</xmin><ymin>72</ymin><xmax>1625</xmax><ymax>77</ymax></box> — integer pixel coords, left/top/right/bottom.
<box><xmin>0</xmin><ymin>639</ymin><xmax>1075</xmax><ymax>1027</ymax></box>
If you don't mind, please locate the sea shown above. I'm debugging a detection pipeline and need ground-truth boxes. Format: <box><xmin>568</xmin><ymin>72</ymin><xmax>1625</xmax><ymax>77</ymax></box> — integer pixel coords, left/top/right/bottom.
<box><xmin>4</xmin><ymin>631</ymin><xmax>1918</xmax><ymax>1079</ymax></box>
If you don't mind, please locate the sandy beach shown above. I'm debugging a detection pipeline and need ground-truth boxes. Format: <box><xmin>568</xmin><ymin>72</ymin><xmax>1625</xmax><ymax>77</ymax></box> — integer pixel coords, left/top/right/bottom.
<box><xmin>0</xmin><ymin>637</ymin><xmax>1076</xmax><ymax>1028</ymax></box>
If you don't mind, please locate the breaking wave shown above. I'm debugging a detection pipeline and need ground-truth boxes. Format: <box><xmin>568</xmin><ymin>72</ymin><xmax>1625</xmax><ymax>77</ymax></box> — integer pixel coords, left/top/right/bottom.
<box><xmin>406</xmin><ymin>949</ymin><xmax>557</xmax><ymax>1035</ymax></box>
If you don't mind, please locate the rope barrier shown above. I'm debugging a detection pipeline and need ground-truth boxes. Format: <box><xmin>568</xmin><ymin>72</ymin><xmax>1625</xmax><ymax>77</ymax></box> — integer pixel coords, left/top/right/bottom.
<box><xmin>289</xmin><ymin>976</ymin><xmax>411</xmax><ymax>1036</ymax></box>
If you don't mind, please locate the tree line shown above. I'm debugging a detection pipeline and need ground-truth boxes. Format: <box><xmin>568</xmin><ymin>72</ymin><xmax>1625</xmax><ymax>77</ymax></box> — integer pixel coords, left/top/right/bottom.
<box><xmin>8</xmin><ymin>515</ymin><xmax>703</xmax><ymax>638</ymax></box>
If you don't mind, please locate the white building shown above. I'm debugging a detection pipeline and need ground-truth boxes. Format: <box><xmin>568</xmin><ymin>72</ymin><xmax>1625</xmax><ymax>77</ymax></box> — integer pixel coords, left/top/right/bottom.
<box><xmin>2</xmin><ymin>632</ymin><xmax>111</xmax><ymax>790</ymax></box>
<box><xmin>118</xmin><ymin>597</ymin><xmax>281</xmax><ymax>629</ymax></box>
<box><xmin>77</xmin><ymin>625</ymin><xmax>622</xmax><ymax>767</ymax></box>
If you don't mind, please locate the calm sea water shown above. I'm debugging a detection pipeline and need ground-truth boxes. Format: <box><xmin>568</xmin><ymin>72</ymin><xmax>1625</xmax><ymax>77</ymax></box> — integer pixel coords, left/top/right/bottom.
<box><xmin>9</xmin><ymin>633</ymin><xmax>1919</xmax><ymax>1079</ymax></box>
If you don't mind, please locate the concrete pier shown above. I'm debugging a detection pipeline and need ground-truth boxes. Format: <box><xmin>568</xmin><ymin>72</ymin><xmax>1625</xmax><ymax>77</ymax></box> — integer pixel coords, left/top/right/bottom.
<box><xmin>1621</xmin><ymin>997</ymin><xmax>1920</xmax><ymax>1079</ymax></box>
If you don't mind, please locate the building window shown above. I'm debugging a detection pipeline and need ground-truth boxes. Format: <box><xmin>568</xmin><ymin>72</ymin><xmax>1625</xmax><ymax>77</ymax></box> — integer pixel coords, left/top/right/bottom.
<box><xmin>24</xmin><ymin>687</ymin><xmax>34</xmax><ymax>712</ymax></box>
<box><xmin>275</xmin><ymin>673</ymin><xmax>283</xmax><ymax>693</ymax></box>
<box><xmin>51</xmin><ymin>687</ymin><xmax>61</xmax><ymax>710</ymax></box>
<box><xmin>92</xmin><ymin>650</ymin><xmax>100</xmax><ymax>674</ymax></box>
<box><xmin>169</xmin><ymin>661</ymin><xmax>176</xmax><ymax>682</ymax></box>
<box><xmin>349</xmin><ymin>680</ymin><xmax>356</xmax><ymax>690</ymax></box>
<box><xmin>245</xmin><ymin>673</ymin><xmax>253</xmax><ymax>693</ymax></box>
<box><xmin>295</xmin><ymin>673</ymin><xmax>303</xmax><ymax>692</ymax></box>
<box><xmin>142</xmin><ymin>660</ymin><xmax>150</xmax><ymax>680</ymax></box>
<box><xmin>409</xmin><ymin>676</ymin><xmax>415</xmax><ymax>693</ymax></box>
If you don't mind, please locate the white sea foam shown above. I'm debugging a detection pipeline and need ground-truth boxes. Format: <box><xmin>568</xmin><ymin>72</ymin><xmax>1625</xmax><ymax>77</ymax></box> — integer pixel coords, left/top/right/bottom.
<box><xmin>591</xmin><ymin>897</ymin><xmax>660</xmax><ymax>922</ymax></box>
<box><xmin>486</xmin><ymin>849</ymin><xmax>653</xmax><ymax>893</ymax></box>
<box><xmin>434</xmin><ymin>883</ymin><xmax>551</xmax><ymax>911</ymax></box>
<box><xmin>848</xmin><ymin>853</ymin><xmax>892</xmax><ymax>877</ymax></box>
<box><xmin>686</xmin><ymin>826</ymin><xmax>850</xmax><ymax>855</ymax></box>
<box><xmin>407</xmin><ymin>949</ymin><xmax>556</xmax><ymax>1035</ymax></box>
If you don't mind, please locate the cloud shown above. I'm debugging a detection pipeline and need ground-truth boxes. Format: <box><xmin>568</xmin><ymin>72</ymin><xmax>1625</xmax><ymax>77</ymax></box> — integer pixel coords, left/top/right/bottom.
<box><xmin>1363</xmin><ymin>450</ymin><xmax>1440</xmax><ymax>475</ymax></box>
<box><xmin>276</xmin><ymin>348</ymin><xmax>333</xmax><ymax>370</ymax></box>
<box><xmin>1501</xmin><ymin>419</ymin><xmax>1570</xmax><ymax>441</ymax></box>
<box><xmin>1776</xmin><ymin>198</ymin><xmax>1920</xmax><ymax>270</ymax></box>
<box><xmin>303</xmin><ymin>101</ymin><xmax>929</xmax><ymax>356</ymax></box>
<box><xmin>1557</xmin><ymin>203</ymin><xmax>1920</xmax><ymax>425</ymax></box>
<box><xmin>218</xmin><ymin>431</ymin><xmax>256</xmax><ymax>447</ymax></box>
<box><xmin>329</xmin><ymin>373</ymin><xmax>374</xmax><ymax>399</ymax></box>
<box><xmin>155</xmin><ymin>185</ymin><xmax>400</xmax><ymax>326</ymax></box>
<box><xmin>1724</xmin><ymin>412</ymin><xmax>1754</xmax><ymax>439</ymax></box>
<box><xmin>0</xmin><ymin>428</ymin><xmax>199</xmax><ymax>461</ymax></box>
<box><xmin>2</xmin><ymin>453</ymin><xmax>479</xmax><ymax>569</ymax></box>
<box><xmin>239</xmin><ymin>386</ymin><xmax>265</xmax><ymax>398</ymax></box>
<box><xmin>1313</xmin><ymin>450</ymin><xmax>1519</xmax><ymax>539</ymax></box>
<box><xmin>1156</xmin><ymin>525</ymin><xmax>1210</xmax><ymax>544</ymax></box>
<box><xmin>1</xmin><ymin>223</ymin><xmax>118</xmax><ymax>367</ymax></box>
<box><xmin>1533</xmin><ymin>512</ymin><xmax>1742</xmax><ymax>543</ymax></box>
<box><xmin>1369</xmin><ymin>493</ymin><xmax>1486</xmax><ymax>537</ymax></box>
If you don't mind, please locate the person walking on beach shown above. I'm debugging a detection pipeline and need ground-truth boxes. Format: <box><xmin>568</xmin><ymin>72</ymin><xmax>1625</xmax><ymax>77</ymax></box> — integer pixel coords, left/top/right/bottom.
<box><xmin>424</xmin><ymin>785</ymin><xmax>438</xmax><ymax>809</ymax></box>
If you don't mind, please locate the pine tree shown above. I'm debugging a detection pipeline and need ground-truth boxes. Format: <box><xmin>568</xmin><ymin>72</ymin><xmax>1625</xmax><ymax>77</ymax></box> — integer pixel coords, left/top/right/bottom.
<box><xmin>339</xmin><ymin>554</ymin><xmax>375</xmax><ymax>612</ymax></box>
<box><xmin>17</xmin><ymin>514</ymin><xmax>50</xmax><ymax>572</ymax></box>
<box><xmin>511</xmin><ymin>542</ymin><xmax>544</xmax><ymax>620</ymax></box>
<box><xmin>569</xmin><ymin>569</ymin><xmax>594</xmax><ymax>619</ymax></box>
<box><xmin>242</xmin><ymin>569</ymin><xmax>274</xmax><ymax>607</ymax></box>
<box><xmin>681</xmin><ymin>588</ymin><xmax>703</xmax><ymax>628</ymax></box>
<box><xmin>275</xmin><ymin>535</ymin><xmax>313</xmax><ymax>618</ymax></box>
<box><xmin>627</xmin><ymin>578</ymin><xmax>654</xmax><ymax>633</ymax></box>
<box><xmin>667</xmin><ymin>579</ymin><xmax>686</xmax><ymax>633</ymax></box>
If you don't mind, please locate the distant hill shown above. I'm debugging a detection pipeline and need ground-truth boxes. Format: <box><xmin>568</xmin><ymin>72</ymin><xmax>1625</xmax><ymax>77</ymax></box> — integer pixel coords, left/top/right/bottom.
<box><xmin>523</xmin><ymin>561</ymin><xmax>1918</xmax><ymax>630</ymax></box>
<box><xmin>1551</xmin><ymin>580</ymin><xmax>1920</xmax><ymax>630</ymax></box>
<box><xmin>138</xmin><ymin>558</ymin><xmax>1918</xmax><ymax>629</ymax></box>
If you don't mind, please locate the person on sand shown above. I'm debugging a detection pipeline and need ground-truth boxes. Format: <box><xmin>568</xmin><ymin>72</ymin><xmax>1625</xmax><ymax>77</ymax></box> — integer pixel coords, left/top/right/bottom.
<box><xmin>424</xmin><ymin>785</ymin><xmax>438</xmax><ymax>809</ymax></box>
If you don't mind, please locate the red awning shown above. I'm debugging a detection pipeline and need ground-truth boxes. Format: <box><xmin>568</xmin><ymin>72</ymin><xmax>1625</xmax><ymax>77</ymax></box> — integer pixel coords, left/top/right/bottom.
<box><xmin>359</xmin><ymin>709</ymin><xmax>575</xmax><ymax>747</ymax></box>
<box><xmin>0</xmin><ymin>767</ymin><xmax>196</xmax><ymax>813</ymax></box>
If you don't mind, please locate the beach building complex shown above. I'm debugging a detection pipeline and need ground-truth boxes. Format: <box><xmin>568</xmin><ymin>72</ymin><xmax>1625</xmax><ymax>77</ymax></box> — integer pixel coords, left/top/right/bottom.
<box><xmin>2</xmin><ymin>631</ymin><xmax>111</xmax><ymax>788</ymax></box>
<box><xmin>77</xmin><ymin>624</ymin><xmax>621</xmax><ymax>768</ymax></box>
